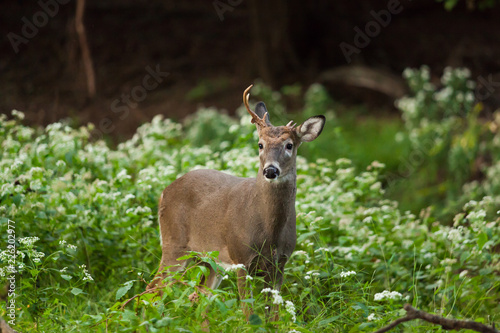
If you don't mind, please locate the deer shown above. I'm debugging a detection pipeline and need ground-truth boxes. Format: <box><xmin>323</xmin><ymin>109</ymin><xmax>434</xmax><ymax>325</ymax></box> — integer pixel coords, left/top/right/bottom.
<box><xmin>147</xmin><ymin>84</ymin><xmax>325</xmax><ymax>321</ymax></box>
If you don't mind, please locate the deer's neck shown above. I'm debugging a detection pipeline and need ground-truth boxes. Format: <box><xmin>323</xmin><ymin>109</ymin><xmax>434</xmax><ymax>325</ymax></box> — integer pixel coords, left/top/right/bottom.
<box><xmin>255</xmin><ymin>169</ymin><xmax>297</xmax><ymax>238</ymax></box>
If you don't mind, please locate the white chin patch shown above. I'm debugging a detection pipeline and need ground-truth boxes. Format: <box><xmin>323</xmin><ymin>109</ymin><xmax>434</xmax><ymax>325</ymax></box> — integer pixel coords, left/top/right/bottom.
<box><xmin>265</xmin><ymin>174</ymin><xmax>290</xmax><ymax>183</ymax></box>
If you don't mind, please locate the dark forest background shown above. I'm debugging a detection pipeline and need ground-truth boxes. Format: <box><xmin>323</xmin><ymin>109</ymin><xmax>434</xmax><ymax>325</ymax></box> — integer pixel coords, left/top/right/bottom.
<box><xmin>2</xmin><ymin>0</ymin><xmax>500</xmax><ymax>137</ymax></box>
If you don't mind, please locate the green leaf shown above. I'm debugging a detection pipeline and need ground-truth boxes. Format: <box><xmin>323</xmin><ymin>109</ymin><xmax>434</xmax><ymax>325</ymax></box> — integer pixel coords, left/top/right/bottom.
<box><xmin>318</xmin><ymin>315</ymin><xmax>341</xmax><ymax>327</ymax></box>
<box><xmin>352</xmin><ymin>302</ymin><xmax>368</xmax><ymax>312</ymax></box>
<box><xmin>358</xmin><ymin>322</ymin><xmax>376</xmax><ymax>330</ymax></box>
<box><xmin>60</xmin><ymin>274</ymin><xmax>72</xmax><ymax>281</ymax></box>
<box><xmin>115</xmin><ymin>281</ymin><xmax>134</xmax><ymax>300</ymax></box>
<box><xmin>297</xmin><ymin>231</ymin><xmax>316</xmax><ymax>243</ymax></box>
<box><xmin>224</xmin><ymin>298</ymin><xmax>237</xmax><ymax>308</ymax></box>
<box><xmin>460</xmin><ymin>251</ymin><xmax>471</xmax><ymax>263</ymax></box>
<box><xmin>121</xmin><ymin>309</ymin><xmax>138</xmax><ymax>322</ymax></box>
<box><xmin>241</xmin><ymin>298</ymin><xmax>255</xmax><ymax>304</ymax></box>
<box><xmin>249</xmin><ymin>314</ymin><xmax>263</xmax><ymax>325</ymax></box>
<box><xmin>154</xmin><ymin>317</ymin><xmax>171</xmax><ymax>327</ymax></box>
<box><xmin>444</xmin><ymin>0</ymin><xmax>459</xmax><ymax>10</ymax></box>
<box><xmin>71</xmin><ymin>287</ymin><xmax>83</xmax><ymax>296</ymax></box>
<box><xmin>477</xmin><ymin>232</ymin><xmax>488</xmax><ymax>250</ymax></box>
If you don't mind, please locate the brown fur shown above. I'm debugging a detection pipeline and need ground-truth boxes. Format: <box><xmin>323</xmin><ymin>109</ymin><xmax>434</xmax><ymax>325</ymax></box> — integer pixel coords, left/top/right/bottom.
<box><xmin>148</xmin><ymin>113</ymin><xmax>325</xmax><ymax>321</ymax></box>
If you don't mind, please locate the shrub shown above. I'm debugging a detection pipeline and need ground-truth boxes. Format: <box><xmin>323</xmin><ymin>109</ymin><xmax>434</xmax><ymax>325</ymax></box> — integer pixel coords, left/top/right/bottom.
<box><xmin>0</xmin><ymin>105</ymin><xmax>498</xmax><ymax>331</ymax></box>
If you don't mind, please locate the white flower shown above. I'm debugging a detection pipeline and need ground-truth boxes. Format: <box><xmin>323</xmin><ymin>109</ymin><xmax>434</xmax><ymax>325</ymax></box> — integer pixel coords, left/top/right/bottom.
<box><xmin>116</xmin><ymin>169</ymin><xmax>131</xmax><ymax>182</ymax></box>
<box><xmin>273</xmin><ymin>294</ymin><xmax>283</xmax><ymax>305</ymax></box>
<box><xmin>122</xmin><ymin>194</ymin><xmax>135</xmax><ymax>202</ymax></box>
<box><xmin>19</xmin><ymin>236</ymin><xmax>40</xmax><ymax>246</ymax></box>
<box><xmin>369</xmin><ymin>161</ymin><xmax>385</xmax><ymax>169</ymax></box>
<box><xmin>440</xmin><ymin>258</ymin><xmax>457</xmax><ymax>266</ymax></box>
<box><xmin>285</xmin><ymin>300</ymin><xmax>296</xmax><ymax>321</ymax></box>
<box><xmin>261</xmin><ymin>288</ymin><xmax>284</xmax><ymax>305</ymax></box>
<box><xmin>245</xmin><ymin>275</ymin><xmax>253</xmax><ymax>280</ymax></box>
<box><xmin>447</xmin><ymin>228</ymin><xmax>462</xmax><ymax>242</ymax></box>
<box><xmin>340</xmin><ymin>270</ymin><xmax>356</xmax><ymax>278</ymax></box>
<box><xmin>80</xmin><ymin>264</ymin><xmax>94</xmax><ymax>281</ymax></box>
<box><xmin>226</xmin><ymin>264</ymin><xmax>245</xmax><ymax>272</ymax></box>
<box><xmin>83</xmin><ymin>274</ymin><xmax>93</xmax><ymax>281</ymax></box>
<box><xmin>11</xmin><ymin>109</ymin><xmax>25</xmax><ymax>120</ymax></box>
<box><xmin>374</xmin><ymin>290</ymin><xmax>403</xmax><ymax>301</ymax></box>
<box><xmin>261</xmin><ymin>288</ymin><xmax>279</xmax><ymax>295</ymax></box>
<box><xmin>29</xmin><ymin>179</ymin><xmax>42</xmax><ymax>191</ymax></box>
<box><xmin>60</xmin><ymin>267</ymin><xmax>68</xmax><ymax>273</ymax></box>
<box><xmin>222</xmin><ymin>275</ymin><xmax>229</xmax><ymax>280</ymax></box>
<box><xmin>60</xmin><ymin>240</ymin><xmax>77</xmax><ymax>250</ymax></box>
<box><xmin>367</xmin><ymin>313</ymin><xmax>379</xmax><ymax>321</ymax></box>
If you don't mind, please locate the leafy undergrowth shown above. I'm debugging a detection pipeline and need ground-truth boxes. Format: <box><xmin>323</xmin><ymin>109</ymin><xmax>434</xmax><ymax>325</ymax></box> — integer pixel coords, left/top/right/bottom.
<box><xmin>0</xmin><ymin>105</ymin><xmax>499</xmax><ymax>332</ymax></box>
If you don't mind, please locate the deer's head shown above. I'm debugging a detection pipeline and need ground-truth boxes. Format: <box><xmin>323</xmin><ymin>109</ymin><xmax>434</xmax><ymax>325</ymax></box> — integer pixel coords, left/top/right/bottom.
<box><xmin>243</xmin><ymin>85</ymin><xmax>325</xmax><ymax>183</ymax></box>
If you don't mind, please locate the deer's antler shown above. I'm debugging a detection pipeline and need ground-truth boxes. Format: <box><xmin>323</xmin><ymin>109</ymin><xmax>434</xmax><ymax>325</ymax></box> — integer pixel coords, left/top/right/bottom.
<box><xmin>243</xmin><ymin>85</ymin><xmax>268</xmax><ymax>128</ymax></box>
<box><xmin>286</xmin><ymin>120</ymin><xmax>296</xmax><ymax>130</ymax></box>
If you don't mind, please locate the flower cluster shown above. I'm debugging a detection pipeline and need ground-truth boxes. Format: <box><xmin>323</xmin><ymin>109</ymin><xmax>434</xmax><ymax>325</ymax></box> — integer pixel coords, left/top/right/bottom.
<box><xmin>261</xmin><ymin>288</ymin><xmax>283</xmax><ymax>305</ymax></box>
<box><xmin>225</xmin><ymin>264</ymin><xmax>245</xmax><ymax>272</ymax></box>
<box><xmin>80</xmin><ymin>265</ymin><xmax>94</xmax><ymax>282</ymax></box>
<box><xmin>339</xmin><ymin>270</ymin><xmax>356</xmax><ymax>278</ymax></box>
<box><xmin>19</xmin><ymin>236</ymin><xmax>40</xmax><ymax>247</ymax></box>
<box><xmin>374</xmin><ymin>290</ymin><xmax>403</xmax><ymax>301</ymax></box>
<box><xmin>285</xmin><ymin>300</ymin><xmax>297</xmax><ymax>322</ymax></box>
<box><xmin>59</xmin><ymin>240</ymin><xmax>77</xmax><ymax>251</ymax></box>
<box><xmin>261</xmin><ymin>288</ymin><xmax>297</xmax><ymax>321</ymax></box>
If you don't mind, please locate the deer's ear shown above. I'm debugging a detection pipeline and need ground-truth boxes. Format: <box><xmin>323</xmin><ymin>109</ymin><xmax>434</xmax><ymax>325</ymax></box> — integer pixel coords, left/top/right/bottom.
<box><xmin>255</xmin><ymin>102</ymin><xmax>272</xmax><ymax>126</ymax></box>
<box><xmin>297</xmin><ymin>116</ymin><xmax>325</xmax><ymax>142</ymax></box>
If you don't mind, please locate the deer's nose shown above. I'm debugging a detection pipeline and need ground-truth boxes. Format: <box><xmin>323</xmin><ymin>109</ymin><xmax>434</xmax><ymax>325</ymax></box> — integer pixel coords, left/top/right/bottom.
<box><xmin>263</xmin><ymin>165</ymin><xmax>280</xmax><ymax>179</ymax></box>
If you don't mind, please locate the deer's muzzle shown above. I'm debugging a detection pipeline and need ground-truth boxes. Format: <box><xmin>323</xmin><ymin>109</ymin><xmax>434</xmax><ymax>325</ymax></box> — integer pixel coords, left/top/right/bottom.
<box><xmin>263</xmin><ymin>165</ymin><xmax>280</xmax><ymax>179</ymax></box>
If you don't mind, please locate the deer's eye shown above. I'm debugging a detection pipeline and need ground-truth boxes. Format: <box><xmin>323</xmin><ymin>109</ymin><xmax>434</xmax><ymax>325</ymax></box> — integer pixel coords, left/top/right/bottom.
<box><xmin>258</xmin><ymin>143</ymin><xmax>263</xmax><ymax>149</ymax></box>
<box><xmin>286</xmin><ymin>143</ymin><xmax>293</xmax><ymax>150</ymax></box>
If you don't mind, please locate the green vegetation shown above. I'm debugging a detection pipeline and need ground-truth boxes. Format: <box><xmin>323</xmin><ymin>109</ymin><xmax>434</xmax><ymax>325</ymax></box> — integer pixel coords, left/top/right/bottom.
<box><xmin>0</xmin><ymin>70</ymin><xmax>499</xmax><ymax>332</ymax></box>
<box><xmin>437</xmin><ymin>0</ymin><xmax>500</xmax><ymax>10</ymax></box>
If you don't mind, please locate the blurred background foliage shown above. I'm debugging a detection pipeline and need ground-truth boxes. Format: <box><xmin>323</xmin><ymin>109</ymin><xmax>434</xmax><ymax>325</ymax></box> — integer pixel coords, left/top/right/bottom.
<box><xmin>182</xmin><ymin>75</ymin><xmax>500</xmax><ymax>220</ymax></box>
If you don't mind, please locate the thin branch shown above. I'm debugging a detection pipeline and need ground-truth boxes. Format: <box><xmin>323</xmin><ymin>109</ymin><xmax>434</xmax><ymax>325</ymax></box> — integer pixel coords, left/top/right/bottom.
<box><xmin>75</xmin><ymin>0</ymin><xmax>96</xmax><ymax>98</ymax></box>
<box><xmin>375</xmin><ymin>304</ymin><xmax>498</xmax><ymax>333</ymax></box>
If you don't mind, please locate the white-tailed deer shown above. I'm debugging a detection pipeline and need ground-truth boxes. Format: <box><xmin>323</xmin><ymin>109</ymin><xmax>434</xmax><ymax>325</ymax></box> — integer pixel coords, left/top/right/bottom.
<box><xmin>148</xmin><ymin>85</ymin><xmax>325</xmax><ymax>320</ymax></box>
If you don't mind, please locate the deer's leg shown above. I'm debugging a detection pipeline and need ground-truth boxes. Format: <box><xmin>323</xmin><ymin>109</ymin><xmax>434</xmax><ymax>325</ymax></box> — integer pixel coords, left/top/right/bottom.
<box><xmin>147</xmin><ymin>249</ymin><xmax>188</xmax><ymax>290</ymax></box>
<box><xmin>190</xmin><ymin>264</ymin><xmax>223</xmax><ymax>301</ymax></box>
<box><xmin>205</xmin><ymin>265</ymin><xmax>223</xmax><ymax>290</ymax></box>
<box><xmin>237</xmin><ymin>269</ymin><xmax>253</xmax><ymax>321</ymax></box>
<box><xmin>196</xmin><ymin>266</ymin><xmax>224</xmax><ymax>332</ymax></box>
